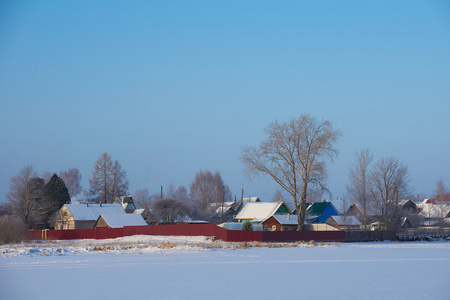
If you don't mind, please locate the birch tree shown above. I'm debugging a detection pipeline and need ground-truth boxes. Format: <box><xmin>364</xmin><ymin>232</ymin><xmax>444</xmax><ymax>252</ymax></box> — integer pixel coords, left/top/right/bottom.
<box><xmin>346</xmin><ymin>148</ymin><xmax>373</xmax><ymax>227</ymax></box>
<box><xmin>241</xmin><ymin>114</ymin><xmax>341</xmax><ymax>230</ymax></box>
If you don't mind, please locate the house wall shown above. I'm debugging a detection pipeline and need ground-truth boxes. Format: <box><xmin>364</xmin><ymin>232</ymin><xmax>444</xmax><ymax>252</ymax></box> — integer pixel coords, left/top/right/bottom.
<box><xmin>54</xmin><ymin>206</ymin><xmax>76</xmax><ymax>230</ymax></box>
<box><xmin>326</xmin><ymin>218</ymin><xmax>339</xmax><ymax>229</ymax></box>
<box><xmin>94</xmin><ymin>217</ymin><xmax>109</xmax><ymax>228</ymax></box>
<box><xmin>75</xmin><ymin>220</ymin><xmax>96</xmax><ymax>229</ymax></box>
<box><xmin>262</xmin><ymin>217</ymin><xmax>281</xmax><ymax>231</ymax></box>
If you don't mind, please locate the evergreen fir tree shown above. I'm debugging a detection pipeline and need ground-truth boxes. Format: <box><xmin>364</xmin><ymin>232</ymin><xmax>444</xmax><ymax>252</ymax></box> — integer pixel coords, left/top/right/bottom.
<box><xmin>44</xmin><ymin>174</ymin><xmax>70</xmax><ymax>227</ymax></box>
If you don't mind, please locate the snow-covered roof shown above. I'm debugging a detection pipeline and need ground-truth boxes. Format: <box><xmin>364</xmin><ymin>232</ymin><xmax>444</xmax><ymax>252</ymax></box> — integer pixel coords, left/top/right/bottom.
<box><xmin>209</xmin><ymin>202</ymin><xmax>237</xmax><ymax>214</ymax></box>
<box><xmin>235</xmin><ymin>202</ymin><xmax>283</xmax><ymax>221</ymax></box>
<box><xmin>268</xmin><ymin>214</ymin><xmax>298</xmax><ymax>225</ymax></box>
<box><xmin>328</xmin><ymin>215</ymin><xmax>361</xmax><ymax>226</ymax></box>
<box><xmin>65</xmin><ymin>204</ymin><xmax>125</xmax><ymax>221</ymax></box>
<box><xmin>209</xmin><ymin>201</ymin><xmax>236</xmax><ymax>208</ymax></box>
<box><xmin>97</xmin><ymin>213</ymin><xmax>147</xmax><ymax>228</ymax></box>
<box><xmin>419</xmin><ymin>203</ymin><xmax>450</xmax><ymax>219</ymax></box>
<box><xmin>218</xmin><ymin>222</ymin><xmax>244</xmax><ymax>230</ymax></box>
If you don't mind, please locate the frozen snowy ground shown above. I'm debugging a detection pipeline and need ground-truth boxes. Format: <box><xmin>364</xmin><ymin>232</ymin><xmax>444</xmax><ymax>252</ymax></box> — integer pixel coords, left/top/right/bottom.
<box><xmin>1</xmin><ymin>236</ymin><xmax>449</xmax><ymax>300</ymax></box>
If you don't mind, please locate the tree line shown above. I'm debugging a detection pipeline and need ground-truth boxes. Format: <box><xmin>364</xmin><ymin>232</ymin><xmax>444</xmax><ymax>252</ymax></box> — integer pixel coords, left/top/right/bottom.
<box><xmin>1</xmin><ymin>152</ymin><xmax>234</xmax><ymax>230</ymax></box>
<box><xmin>2</xmin><ymin>114</ymin><xmax>446</xmax><ymax>234</ymax></box>
<box><xmin>240</xmin><ymin>114</ymin><xmax>447</xmax><ymax>231</ymax></box>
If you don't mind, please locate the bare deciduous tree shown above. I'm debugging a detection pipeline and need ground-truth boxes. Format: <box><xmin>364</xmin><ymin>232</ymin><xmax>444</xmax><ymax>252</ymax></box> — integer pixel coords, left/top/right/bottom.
<box><xmin>167</xmin><ymin>184</ymin><xmax>189</xmax><ymax>203</ymax></box>
<box><xmin>6</xmin><ymin>166</ymin><xmax>47</xmax><ymax>229</ymax></box>
<box><xmin>189</xmin><ymin>170</ymin><xmax>232</xmax><ymax>219</ymax></box>
<box><xmin>133</xmin><ymin>188</ymin><xmax>153</xmax><ymax>208</ymax></box>
<box><xmin>272</xmin><ymin>189</ymin><xmax>285</xmax><ymax>202</ymax></box>
<box><xmin>346</xmin><ymin>148</ymin><xmax>373</xmax><ymax>228</ymax></box>
<box><xmin>369</xmin><ymin>157</ymin><xmax>410</xmax><ymax>229</ymax></box>
<box><xmin>41</xmin><ymin>171</ymin><xmax>53</xmax><ymax>184</ymax></box>
<box><xmin>241</xmin><ymin>114</ymin><xmax>341</xmax><ymax>230</ymax></box>
<box><xmin>432</xmin><ymin>179</ymin><xmax>449</xmax><ymax>227</ymax></box>
<box><xmin>88</xmin><ymin>152</ymin><xmax>129</xmax><ymax>203</ymax></box>
<box><xmin>59</xmin><ymin>168</ymin><xmax>82</xmax><ymax>198</ymax></box>
<box><xmin>110</xmin><ymin>160</ymin><xmax>129</xmax><ymax>202</ymax></box>
<box><xmin>151</xmin><ymin>198</ymin><xmax>189</xmax><ymax>224</ymax></box>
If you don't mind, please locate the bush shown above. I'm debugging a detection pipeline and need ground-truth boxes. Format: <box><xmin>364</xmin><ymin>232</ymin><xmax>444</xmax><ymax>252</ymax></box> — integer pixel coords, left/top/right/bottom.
<box><xmin>242</xmin><ymin>221</ymin><xmax>253</xmax><ymax>231</ymax></box>
<box><xmin>0</xmin><ymin>215</ymin><xmax>26</xmax><ymax>244</ymax></box>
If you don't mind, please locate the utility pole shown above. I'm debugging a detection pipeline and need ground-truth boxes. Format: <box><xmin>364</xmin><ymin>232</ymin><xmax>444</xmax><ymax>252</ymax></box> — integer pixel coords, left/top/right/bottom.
<box><xmin>161</xmin><ymin>185</ymin><xmax>163</xmax><ymax>199</ymax></box>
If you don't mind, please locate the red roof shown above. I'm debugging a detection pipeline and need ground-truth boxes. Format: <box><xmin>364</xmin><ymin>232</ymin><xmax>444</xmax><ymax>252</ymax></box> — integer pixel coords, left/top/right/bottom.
<box><xmin>427</xmin><ymin>194</ymin><xmax>450</xmax><ymax>204</ymax></box>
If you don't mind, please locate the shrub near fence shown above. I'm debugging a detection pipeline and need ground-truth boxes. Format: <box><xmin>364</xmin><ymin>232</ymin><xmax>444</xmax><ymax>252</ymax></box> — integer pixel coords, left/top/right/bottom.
<box><xmin>27</xmin><ymin>224</ymin><xmax>347</xmax><ymax>243</ymax></box>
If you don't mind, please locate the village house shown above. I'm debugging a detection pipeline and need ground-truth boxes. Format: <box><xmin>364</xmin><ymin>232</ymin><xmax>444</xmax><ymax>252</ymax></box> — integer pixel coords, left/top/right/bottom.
<box><xmin>346</xmin><ymin>204</ymin><xmax>362</xmax><ymax>219</ymax></box>
<box><xmin>54</xmin><ymin>203</ymin><xmax>125</xmax><ymax>230</ymax></box>
<box><xmin>115</xmin><ymin>196</ymin><xmax>140</xmax><ymax>213</ymax></box>
<box><xmin>234</xmin><ymin>201</ymin><xmax>291</xmax><ymax>224</ymax></box>
<box><xmin>94</xmin><ymin>213</ymin><xmax>147</xmax><ymax>228</ymax></box>
<box><xmin>418</xmin><ymin>196</ymin><xmax>450</xmax><ymax>226</ymax></box>
<box><xmin>208</xmin><ymin>201</ymin><xmax>240</xmax><ymax>222</ymax></box>
<box><xmin>326</xmin><ymin>215</ymin><xmax>361</xmax><ymax>230</ymax></box>
<box><xmin>54</xmin><ymin>203</ymin><xmax>145</xmax><ymax>230</ymax></box>
<box><xmin>261</xmin><ymin>214</ymin><xmax>298</xmax><ymax>231</ymax></box>
<box><xmin>398</xmin><ymin>199</ymin><xmax>418</xmax><ymax>214</ymax></box>
<box><xmin>293</xmin><ymin>201</ymin><xmax>340</xmax><ymax>224</ymax></box>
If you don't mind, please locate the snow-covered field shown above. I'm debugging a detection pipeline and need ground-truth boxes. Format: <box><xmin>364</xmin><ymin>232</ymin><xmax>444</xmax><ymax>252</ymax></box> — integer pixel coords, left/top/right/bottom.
<box><xmin>1</xmin><ymin>236</ymin><xmax>449</xmax><ymax>300</ymax></box>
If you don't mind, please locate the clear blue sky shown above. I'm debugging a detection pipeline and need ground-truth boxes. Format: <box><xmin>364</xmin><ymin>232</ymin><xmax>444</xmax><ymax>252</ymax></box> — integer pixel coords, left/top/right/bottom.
<box><xmin>1</xmin><ymin>1</ymin><xmax>449</xmax><ymax>203</ymax></box>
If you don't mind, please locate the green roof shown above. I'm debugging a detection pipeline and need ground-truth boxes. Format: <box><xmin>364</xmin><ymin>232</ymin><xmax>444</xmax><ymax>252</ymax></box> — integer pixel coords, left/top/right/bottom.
<box><xmin>306</xmin><ymin>202</ymin><xmax>331</xmax><ymax>216</ymax></box>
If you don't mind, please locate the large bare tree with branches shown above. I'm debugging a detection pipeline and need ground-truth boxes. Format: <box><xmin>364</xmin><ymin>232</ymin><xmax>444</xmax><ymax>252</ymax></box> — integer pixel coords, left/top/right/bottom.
<box><xmin>369</xmin><ymin>157</ymin><xmax>410</xmax><ymax>229</ymax></box>
<box><xmin>5</xmin><ymin>166</ymin><xmax>46</xmax><ymax>229</ymax></box>
<box><xmin>346</xmin><ymin>148</ymin><xmax>373</xmax><ymax>228</ymax></box>
<box><xmin>241</xmin><ymin>114</ymin><xmax>341</xmax><ymax>230</ymax></box>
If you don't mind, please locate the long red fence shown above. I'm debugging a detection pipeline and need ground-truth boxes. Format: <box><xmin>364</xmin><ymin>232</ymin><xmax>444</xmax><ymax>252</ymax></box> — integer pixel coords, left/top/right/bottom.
<box><xmin>27</xmin><ymin>224</ymin><xmax>346</xmax><ymax>243</ymax></box>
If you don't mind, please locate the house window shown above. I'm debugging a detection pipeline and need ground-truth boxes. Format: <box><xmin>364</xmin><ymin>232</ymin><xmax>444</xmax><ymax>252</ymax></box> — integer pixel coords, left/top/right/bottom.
<box><xmin>271</xmin><ymin>225</ymin><xmax>277</xmax><ymax>231</ymax></box>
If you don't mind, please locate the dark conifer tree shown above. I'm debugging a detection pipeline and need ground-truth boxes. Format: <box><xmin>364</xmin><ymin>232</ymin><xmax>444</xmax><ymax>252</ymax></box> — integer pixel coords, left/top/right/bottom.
<box><xmin>43</xmin><ymin>174</ymin><xmax>70</xmax><ymax>228</ymax></box>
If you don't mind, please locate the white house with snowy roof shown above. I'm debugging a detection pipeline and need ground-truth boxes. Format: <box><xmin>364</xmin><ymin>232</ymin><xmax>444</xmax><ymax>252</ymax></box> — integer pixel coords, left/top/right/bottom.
<box><xmin>234</xmin><ymin>201</ymin><xmax>291</xmax><ymax>224</ymax></box>
<box><xmin>418</xmin><ymin>198</ymin><xmax>450</xmax><ymax>224</ymax></box>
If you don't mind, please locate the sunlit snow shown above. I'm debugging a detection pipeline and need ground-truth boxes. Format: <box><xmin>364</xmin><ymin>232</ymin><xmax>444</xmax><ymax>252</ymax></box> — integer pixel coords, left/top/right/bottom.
<box><xmin>1</xmin><ymin>236</ymin><xmax>449</xmax><ymax>300</ymax></box>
